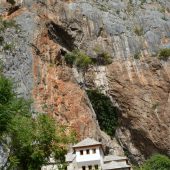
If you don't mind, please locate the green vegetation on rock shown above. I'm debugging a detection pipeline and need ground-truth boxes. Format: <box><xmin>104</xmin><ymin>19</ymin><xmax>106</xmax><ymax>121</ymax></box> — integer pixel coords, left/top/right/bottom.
<box><xmin>135</xmin><ymin>154</ymin><xmax>170</xmax><ymax>170</ymax></box>
<box><xmin>134</xmin><ymin>26</ymin><xmax>144</xmax><ymax>36</ymax></box>
<box><xmin>64</xmin><ymin>50</ymin><xmax>92</xmax><ymax>70</ymax></box>
<box><xmin>7</xmin><ymin>0</ymin><xmax>16</xmax><ymax>6</ymax></box>
<box><xmin>64</xmin><ymin>49</ymin><xmax>112</xmax><ymax>70</ymax></box>
<box><xmin>86</xmin><ymin>90</ymin><xmax>118</xmax><ymax>136</ymax></box>
<box><xmin>158</xmin><ymin>48</ymin><xmax>170</xmax><ymax>61</ymax></box>
<box><xmin>134</xmin><ymin>52</ymin><xmax>141</xmax><ymax>59</ymax></box>
<box><xmin>93</xmin><ymin>45</ymin><xmax>112</xmax><ymax>65</ymax></box>
<box><xmin>0</xmin><ymin>72</ymin><xmax>76</xmax><ymax>170</ymax></box>
<box><xmin>0</xmin><ymin>18</ymin><xmax>18</xmax><ymax>33</ymax></box>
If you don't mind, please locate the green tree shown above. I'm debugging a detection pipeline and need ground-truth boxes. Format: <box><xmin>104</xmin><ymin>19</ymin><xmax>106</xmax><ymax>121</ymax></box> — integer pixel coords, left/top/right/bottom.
<box><xmin>0</xmin><ymin>75</ymin><xmax>14</xmax><ymax>105</ymax></box>
<box><xmin>0</xmin><ymin>75</ymin><xmax>31</xmax><ymax>135</ymax></box>
<box><xmin>0</xmin><ymin>74</ymin><xmax>76</xmax><ymax>170</ymax></box>
<box><xmin>6</xmin><ymin>114</ymin><xmax>75</xmax><ymax>170</ymax></box>
<box><xmin>137</xmin><ymin>154</ymin><xmax>170</xmax><ymax>170</ymax></box>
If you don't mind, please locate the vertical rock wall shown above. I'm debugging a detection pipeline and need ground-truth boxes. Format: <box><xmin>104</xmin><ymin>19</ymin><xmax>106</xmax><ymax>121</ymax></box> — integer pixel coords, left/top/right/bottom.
<box><xmin>0</xmin><ymin>0</ymin><xmax>170</xmax><ymax>164</ymax></box>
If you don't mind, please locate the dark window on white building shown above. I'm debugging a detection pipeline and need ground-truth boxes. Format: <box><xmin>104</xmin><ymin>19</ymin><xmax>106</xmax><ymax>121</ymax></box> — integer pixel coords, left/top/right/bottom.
<box><xmin>80</xmin><ymin>150</ymin><xmax>83</xmax><ymax>155</ymax></box>
<box><xmin>94</xmin><ymin>165</ymin><xmax>98</xmax><ymax>170</ymax></box>
<box><xmin>86</xmin><ymin>149</ymin><xmax>90</xmax><ymax>154</ymax></box>
<box><xmin>92</xmin><ymin>149</ymin><xmax>96</xmax><ymax>154</ymax></box>
<box><xmin>88</xmin><ymin>166</ymin><xmax>92</xmax><ymax>170</ymax></box>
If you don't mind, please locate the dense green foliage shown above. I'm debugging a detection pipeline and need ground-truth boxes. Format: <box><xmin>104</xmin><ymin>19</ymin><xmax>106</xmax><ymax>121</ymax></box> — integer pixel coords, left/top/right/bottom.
<box><xmin>86</xmin><ymin>90</ymin><xmax>118</xmax><ymax>136</ymax></box>
<box><xmin>136</xmin><ymin>154</ymin><xmax>170</xmax><ymax>170</ymax></box>
<box><xmin>7</xmin><ymin>0</ymin><xmax>16</xmax><ymax>6</ymax></box>
<box><xmin>7</xmin><ymin>114</ymin><xmax>74</xmax><ymax>170</ymax></box>
<box><xmin>159</xmin><ymin>48</ymin><xmax>170</xmax><ymax>61</ymax></box>
<box><xmin>64</xmin><ymin>49</ymin><xmax>112</xmax><ymax>70</ymax></box>
<box><xmin>0</xmin><ymin>75</ymin><xmax>14</xmax><ymax>105</ymax></box>
<box><xmin>64</xmin><ymin>50</ymin><xmax>92</xmax><ymax>70</ymax></box>
<box><xmin>0</xmin><ymin>76</ymin><xmax>31</xmax><ymax>135</ymax></box>
<box><xmin>0</xmin><ymin>74</ymin><xmax>76</xmax><ymax>170</ymax></box>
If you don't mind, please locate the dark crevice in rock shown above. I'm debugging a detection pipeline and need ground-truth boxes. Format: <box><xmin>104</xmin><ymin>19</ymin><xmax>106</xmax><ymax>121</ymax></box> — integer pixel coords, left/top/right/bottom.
<box><xmin>47</xmin><ymin>22</ymin><xmax>75</xmax><ymax>51</ymax></box>
<box><xmin>123</xmin><ymin>147</ymin><xmax>138</xmax><ymax>165</ymax></box>
<box><xmin>7</xmin><ymin>5</ymin><xmax>20</xmax><ymax>16</ymax></box>
<box><xmin>130</xmin><ymin>129</ymin><xmax>161</xmax><ymax>159</ymax></box>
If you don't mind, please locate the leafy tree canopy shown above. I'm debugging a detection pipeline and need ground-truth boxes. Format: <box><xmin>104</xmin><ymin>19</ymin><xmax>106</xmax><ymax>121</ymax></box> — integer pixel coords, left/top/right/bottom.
<box><xmin>0</xmin><ymin>73</ymin><xmax>76</xmax><ymax>170</ymax></box>
<box><xmin>136</xmin><ymin>154</ymin><xmax>170</xmax><ymax>170</ymax></box>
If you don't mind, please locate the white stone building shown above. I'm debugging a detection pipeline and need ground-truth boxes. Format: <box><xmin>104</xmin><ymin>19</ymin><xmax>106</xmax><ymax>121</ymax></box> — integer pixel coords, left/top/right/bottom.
<box><xmin>65</xmin><ymin>138</ymin><xmax>131</xmax><ymax>170</ymax></box>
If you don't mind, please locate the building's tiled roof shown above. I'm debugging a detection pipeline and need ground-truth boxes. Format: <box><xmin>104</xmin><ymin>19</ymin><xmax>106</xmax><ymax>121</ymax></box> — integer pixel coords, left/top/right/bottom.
<box><xmin>65</xmin><ymin>153</ymin><xmax>76</xmax><ymax>162</ymax></box>
<box><xmin>73</xmin><ymin>138</ymin><xmax>102</xmax><ymax>148</ymax></box>
<box><xmin>102</xmin><ymin>161</ymin><xmax>130</xmax><ymax>170</ymax></box>
<box><xmin>104</xmin><ymin>155</ymin><xmax>127</xmax><ymax>162</ymax></box>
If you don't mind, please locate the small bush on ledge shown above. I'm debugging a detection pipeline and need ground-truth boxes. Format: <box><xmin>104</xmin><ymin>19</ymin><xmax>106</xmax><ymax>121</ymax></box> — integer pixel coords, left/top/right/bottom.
<box><xmin>64</xmin><ymin>49</ymin><xmax>112</xmax><ymax>70</ymax></box>
<box><xmin>93</xmin><ymin>52</ymin><xmax>112</xmax><ymax>65</ymax></box>
<box><xmin>0</xmin><ymin>18</ymin><xmax>18</xmax><ymax>32</ymax></box>
<box><xmin>93</xmin><ymin>45</ymin><xmax>112</xmax><ymax>65</ymax></box>
<box><xmin>134</xmin><ymin>52</ymin><xmax>141</xmax><ymax>59</ymax></box>
<box><xmin>64</xmin><ymin>50</ymin><xmax>92</xmax><ymax>70</ymax></box>
<box><xmin>134</xmin><ymin>26</ymin><xmax>144</xmax><ymax>36</ymax></box>
<box><xmin>7</xmin><ymin>0</ymin><xmax>16</xmax><ymax>6</ymax></box>
<box><xmin>158</xmin><ymin>48</ymin><xmax>170</xmax><ymax>61</ymax></box>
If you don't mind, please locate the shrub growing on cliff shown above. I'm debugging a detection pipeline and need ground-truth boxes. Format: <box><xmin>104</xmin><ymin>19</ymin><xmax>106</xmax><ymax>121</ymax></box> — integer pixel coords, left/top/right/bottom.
<box><xmin>158</xmin><ymin>48</ymin><xmax>170</xmax><ymax>61</ymax></box>
<box><xmin>93</xmin><ymin>45</ymin><xmax>112</xmax><ymax>65</ymax></box>
<box><xmin>136</xmin><ymin>154</ymin><xmax>170</xmax><ymax>170</ymax></box>
<box><xmin>3</xmin><ymin>43</ymin><xmax>14</xmax><ymax>51</ymax></box>
<box><xmin>134</xmin><ymin>26</ymin><xmax>144</xmax><ymax>36</ymax></box>
<box><xmin>7</xmin><ymin>0</ymin><xmax>16</xmax><ymax>6</ymax></box>
<box><xmin>65</xmin><ymin>50</ymin><xmax>92</xmax><ymax>70</ymax></box>
<box><xmin>134</xmin><ymin>52</ymin><xmax>141</xmax><ymax>59</ymax></box>
<box><xmin>93</xmin><ymin>52</ymin><xmax>112</xmax><ymax>65</ymax></box>
<box><xmin>86</xmin><ymin>90</ymin><xmax>118</xmax><ymax>136</ymax></box>
<box><xmin>0</xmin><ymin>18</ymin><xmax>18</xmax><ymax>32</ymax></box>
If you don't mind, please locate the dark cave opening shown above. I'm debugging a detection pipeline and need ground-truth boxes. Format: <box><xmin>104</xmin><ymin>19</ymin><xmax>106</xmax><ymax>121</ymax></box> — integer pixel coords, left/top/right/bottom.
<box><xmin>47</xmin><ymin>22</ymin><xmax>75</xmax><ymax>51</ymax></box>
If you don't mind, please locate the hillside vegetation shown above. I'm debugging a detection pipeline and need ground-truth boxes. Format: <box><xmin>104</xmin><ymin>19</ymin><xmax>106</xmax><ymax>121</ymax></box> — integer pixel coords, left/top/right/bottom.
<box><xmin>0</xmin><ymin>68</ymin><xmax>75</xmax><ymax>170</ymax></box>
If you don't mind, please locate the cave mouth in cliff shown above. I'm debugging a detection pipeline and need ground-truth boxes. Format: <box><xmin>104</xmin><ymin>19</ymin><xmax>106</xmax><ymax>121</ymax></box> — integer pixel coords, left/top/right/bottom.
<box><xmin>86</xmin><ymin>89</ymin><xmax>119</xmax><ymax>137</ymax></box>
<box><xmin>47</xmin><ymin>21</ymin><xmax>75</xmax><ymax>51</ymax></box>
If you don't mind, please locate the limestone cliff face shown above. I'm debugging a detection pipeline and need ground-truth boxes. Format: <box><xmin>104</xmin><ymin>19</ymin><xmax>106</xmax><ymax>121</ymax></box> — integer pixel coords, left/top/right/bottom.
<box><xmin>107</xmin><ymin>58</ymin><xmax>170</xmax><ymax>163</ymax></box>
<box><xmin>32</xmin><ymin>29</ymin><xmax>100</xmax><ymax>139</ymax></box>
<box><xmin>0</xmin><ymin>0</ymin><xmax>170</xmax><ymax>164</ymax></box>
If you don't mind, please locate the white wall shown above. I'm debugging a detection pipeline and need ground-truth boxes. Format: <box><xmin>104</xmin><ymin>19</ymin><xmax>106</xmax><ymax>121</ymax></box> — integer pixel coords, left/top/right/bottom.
<box><xmin>75</xmin><ymin>146</ymin><xmax>102</xmax><ymax>163</ymax></box>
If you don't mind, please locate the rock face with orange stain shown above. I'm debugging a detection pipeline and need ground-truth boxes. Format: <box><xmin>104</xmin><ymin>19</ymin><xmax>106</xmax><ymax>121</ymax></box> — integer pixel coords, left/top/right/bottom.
<box><xmin>31</xmin><ymin>30</ymin><xmax>98</xmax><ymax>138</ymax></box>
<box><xmin>33</xmin><ymin>50</ymin><xmax>100</xmax><ymax>139</ymax></box>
